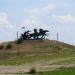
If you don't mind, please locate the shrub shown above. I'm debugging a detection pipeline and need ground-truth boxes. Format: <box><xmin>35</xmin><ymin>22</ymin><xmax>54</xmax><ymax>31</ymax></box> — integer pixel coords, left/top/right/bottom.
<box><xmin>16</xmin><ymin>39</ymin><xmax>23</xmax><ymax>44</ymax></box>
<box><xmin>6</xmin><ymin>43</ymin><xmax>12</xmax><ymax>49</ymax></box>
<box><xmin>29</xmin><ymin>67</ymin><xmax>36</xmax><ymax>74</ymax></box>
<box><xmin>0</xmin><ymin>45</ymin><xmax>3</xmax><ymax>49</ymax></box>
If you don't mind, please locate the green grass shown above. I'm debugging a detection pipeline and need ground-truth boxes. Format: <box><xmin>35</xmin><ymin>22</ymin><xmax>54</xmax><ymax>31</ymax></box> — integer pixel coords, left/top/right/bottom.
<box><xmin>17</xmin><ymin>67</ymin><xmax>75</xmax><ymax>75</ymax></box>
<box><xmin>0</xmin><ymin>51</ymin><xmax>75</xmax><ymax>65</ymax></box>
<box><xmin>0</xmin><ymin>53</ymin><xmax>59</xmax><ymax>65</ymax></box>
<box><xmin>53</xmin><ymin>57</ymin><xmax>75</xmax><ymax>65</ymax></box>
<box><xmin>0</xmin><ymin>39</ymin><xmax>75</xmax><ymax>65</ymax></box>
<box><xmin>0</xmin><ymin>47</ymin><xmax>74</xmax><ymax>65</ymax></box>
<box><xmin>39</xmin><ymin>67</ymin><xmax>75</xmax><ymax>75</ymax></box>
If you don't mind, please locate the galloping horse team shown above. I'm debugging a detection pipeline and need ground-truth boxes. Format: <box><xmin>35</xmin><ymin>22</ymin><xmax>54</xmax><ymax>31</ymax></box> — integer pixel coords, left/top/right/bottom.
<box><xmin>17</xmin><ymin>28</ymin><xmax>49</xmax><ymax>43</ymax></box>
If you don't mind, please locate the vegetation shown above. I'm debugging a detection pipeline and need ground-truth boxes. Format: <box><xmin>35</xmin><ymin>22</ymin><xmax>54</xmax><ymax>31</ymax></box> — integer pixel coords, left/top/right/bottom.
<box><xmin>16</xmin><ymin>39</ymin><xmax>23</xmax><ymax>44</ymax></box>
<box><xmin>0</xmin><ymin>40</ymin><xmax>74</xmax><ymax>74</ymax></box>
<box><xmin>6</xmin><ymin>43</ymin><xmax>12</xmax><ymax>49</ymax></box>
<box><xmin>0</xmin><ymin>45</ymin><xmax>3</xmax><ymax>49</ymax></box>
<box><xmin>17</xmin><ymin>67</ymin><xmax>75</xmax><ymax>75</ymax></box>
<box><xmin>28</xmin><ymin>67</ymin><xmax>36</xmax><ymax>74</ymax></box>
<box><xmin>0</xmin><ymin>40</ymin><xmax>74</xmax><ymax>65</ymax></box>
<box><xmin>0</xmin><ymin>52</ymin><xmax>74</xmax><ymax>65</ymax></box>
<box><xmin>35</xmin><ymin>67</ymin><xmax>75</xmax><ymax>75</ymax></box>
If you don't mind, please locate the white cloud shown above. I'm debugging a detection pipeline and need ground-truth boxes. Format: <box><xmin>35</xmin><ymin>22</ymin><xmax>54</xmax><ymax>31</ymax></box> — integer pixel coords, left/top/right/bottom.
<box><xmin>23</xmin><ymin>4</ymin><xmax>75</xmax><ymax>44</ymax></box>
<box><xmin>23</xmin><ymin>15</ymin><xmax>50</xmax><ymax>31</ymax></box>
<box><xmin>23</xmin><ymin>4</ymin><xmax>56</xmax><ymax>31</ymax></box>
<box><xmin>0</xmin><ymin>12</ymin><xmax>13</xmax><ymax>28</ymax></box>
<box><xmin>48</xmin><ymin>14</ymin><xmax>75</xmax><ymax>40</ymax></box>
<box><xmin>24</xmin><ymin>4</ymin><xmax>56</xmax><ymax>15</ymax></box>
<box><xmin>0</xmin><ymin>12</ymin><xmax>17</xmax><ymax>42</ymax></box>
<box><xmin>24</xmin><ymin>9</ymin><xmax>40</xmax><ymax>15</ymax></box>
<box><xmin>49</xmin><ymin>14</ymin><xmax>75</xmax><ymax>23</ymax></box>
<box><xmin>43</xmin><ymin>4</ymin><xmax>56</xmax><ymax>12</ymax></box>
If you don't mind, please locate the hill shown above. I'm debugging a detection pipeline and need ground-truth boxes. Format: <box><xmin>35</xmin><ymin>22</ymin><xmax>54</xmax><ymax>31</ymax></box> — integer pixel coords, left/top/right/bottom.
<box><xmin>0</xmin><ymin>39</ymin><xmax>75</xmax><ymax>71</ymax></box>
<box><xmin>0</xmin><ymin>39</ymin><xmax>75</xmax><ymax>54</ymax></box>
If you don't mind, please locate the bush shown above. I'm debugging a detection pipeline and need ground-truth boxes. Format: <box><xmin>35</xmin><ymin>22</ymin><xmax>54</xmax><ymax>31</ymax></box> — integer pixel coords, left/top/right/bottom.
<box><xmin>29</xmin><ymin>67</ymin><xmax>36</xmax><ymax>74</ymax></box>
<box><xmin>16</xmin><ymin>39</ymin><xmax>23</xmax><ymax>44</ymax></box>
<box><xmin>6</xmin><ymin>43</ymin><xmax>12</xmax><ymax>49</ymax></box>
<box><xmin>0</xmin><ymin>45</ymin><xmax>3</xmax><ymax>49</ymax></box>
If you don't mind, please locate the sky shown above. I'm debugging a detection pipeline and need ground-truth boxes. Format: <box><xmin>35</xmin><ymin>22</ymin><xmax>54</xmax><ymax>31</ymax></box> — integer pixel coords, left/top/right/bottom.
<box><xmin>0</xmin><ymin>0</ymin><xmax>75</xmax><ymax>45</ymax></box>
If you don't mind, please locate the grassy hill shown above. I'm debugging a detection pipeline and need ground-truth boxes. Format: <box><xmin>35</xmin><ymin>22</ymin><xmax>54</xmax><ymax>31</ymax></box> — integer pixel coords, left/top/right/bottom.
<box><xmin>0</xmin><ymin>39</ymin><xmax>75</xmax><ymax>54</ymax></box>
<box><xmin>0</xmin><ymin>39</ymin><xmax>74</xmax><ymax>65</ymax></box>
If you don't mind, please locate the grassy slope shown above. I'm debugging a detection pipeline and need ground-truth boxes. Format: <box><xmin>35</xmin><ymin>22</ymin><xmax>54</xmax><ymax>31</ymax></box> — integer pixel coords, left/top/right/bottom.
<box><xmin>17</xmin><ymin>67</ymin><xmax>75</xmax><ymax>75</ymax></box>
<box><xmin>0</xmin><ymin>39</ymin><xmax>75</xmax><ymax>65</ymax></box>
<box><xmin>36</xmin><ymin>67</ymin><xmax>75</xmax><ymax>75</ymax></box>
<box><xmin>1</xmin><ymin>39</ymin><xmax>75</xmax><ymax>53</ymax></box>
<box><xmin>0</xmin><ymin>51</ymin><xmax>75</xmax><ymax>65</ymax></box>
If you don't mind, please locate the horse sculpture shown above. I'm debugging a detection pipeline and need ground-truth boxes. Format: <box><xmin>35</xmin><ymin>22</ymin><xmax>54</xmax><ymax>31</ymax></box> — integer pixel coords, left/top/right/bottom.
<box><xmin>29</xmin><ymin>29</ymin><xmax>49</xmax><ymax>40</ymax></box>
<box><xmin>17</xmin><ymin>28</ymin><xmax>49</xmax><ymax>43</ymax></box>
<box><xmin>29</xmin><ymin>29</ymin><xmax>39</xmax><ymax>40</ymax></box>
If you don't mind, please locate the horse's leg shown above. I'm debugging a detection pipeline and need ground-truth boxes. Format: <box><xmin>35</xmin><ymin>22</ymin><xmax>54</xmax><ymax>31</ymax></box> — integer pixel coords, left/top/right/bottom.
<box><xmin>43</xmin><ymin>35</ymin><xmax>45</xmax><ymax>39</ymax></box>
<box><xmin>28</xmin><ymin>35</ymin><xmax>30</xmax><ymax>40</ymax></box>
<box><xmin>33</xmin><ymin>35</ymin><xmax>35</xmax><ymax>40</ymax></box>
<box><xmin>36</xmin><ymin>35</ymin><xmax>38</xmax><ymax>40</ymax></box>
<box><xmin>40</xmin><ymin>35</ymin><xmax>43</xmax><ymax>40</ymax></box>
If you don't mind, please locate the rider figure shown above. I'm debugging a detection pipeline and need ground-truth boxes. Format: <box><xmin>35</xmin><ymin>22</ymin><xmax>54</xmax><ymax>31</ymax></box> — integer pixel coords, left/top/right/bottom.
<box><xmin>34</xmin><ymin>29</ymin><xmax>38</xmax><ymax>33</ymax></box>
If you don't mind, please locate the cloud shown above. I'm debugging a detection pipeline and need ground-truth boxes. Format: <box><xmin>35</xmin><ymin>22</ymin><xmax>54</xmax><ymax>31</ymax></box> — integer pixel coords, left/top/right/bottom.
<box><xmin>49</xmin><ymin>14</ymin><xmax>75</xmax><ymax>23</ymax></box>
<box><xmin>48</xmin><ymin>14</ymin><xmax>75</xmax><ymax>39</ymax></box>
<box><xmin>0</xmin><ymin>12</ymin><xmax>13</xmax><ymax>28</ymax></box>
<box><xmin>23</xmin><ymin>15</ymin><xmax>50</xmax><ymax>31</ymax></box>
<box><xmin>23</xmin><ymin>4</ymin><xmax>56</xmax><ymax>31</ymax></box>
<box><xmin>0</xmin><ymin>12</ymin><xmax>17</xmax><ymax>42</ymax></box>
<box><xmin>24</xmin><ymin>9</ymin><xmax>40</xmax><ymax>15</ymax></box>
<box><xmin>24</xmin><ymin>4</ymin><xmax>56</xmax><ymax>15</ymax></box>
<box><xmin>43</xmin><ymin>4</ymin><xmax>56</xmax><ymax>12</ymax></box>
<box><xmin>22</xmin><ymin>4</ymin><xmax>75</xmax><ymax>45</ymax></box>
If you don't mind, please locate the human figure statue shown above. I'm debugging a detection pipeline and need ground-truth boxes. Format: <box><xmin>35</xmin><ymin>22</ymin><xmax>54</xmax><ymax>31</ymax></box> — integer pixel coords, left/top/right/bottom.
<box><xmin>23</xmin><ymin>30</ymin><xmax>30</xmax><ymax>40</ymax></box>
<box><xmin>34</xmin><ymin>29</ymin><xmax>38</xmax><ymax>33</ymax></box>
<box><xmin>17</xmin><ymin>28</ymin><xmax>49</xmax><ymax>43</ymax></box>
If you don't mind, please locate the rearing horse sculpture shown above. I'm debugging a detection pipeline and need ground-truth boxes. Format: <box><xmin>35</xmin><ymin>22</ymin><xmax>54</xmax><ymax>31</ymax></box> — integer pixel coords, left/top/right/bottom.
<box><xmin>29</xmin><ymin>29</ymin><xmax>39</xmax><ymax>40</ymax></box>
<box><xmin>39</xmin><ymin>29</ymin><xmax>49</xmax><ymax>39</ymax></box>
<box><xmin>17</xmin><ymin>28</ymin><xmax>49</xmax><ymax>43</ymax></box>
<box><xmin>29</xmin><ymin>29</ymin><xmax>49</xmax><ymax>40</ymax></box>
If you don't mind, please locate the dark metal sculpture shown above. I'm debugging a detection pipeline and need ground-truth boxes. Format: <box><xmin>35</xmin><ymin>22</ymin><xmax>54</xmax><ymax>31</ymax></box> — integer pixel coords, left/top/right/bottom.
<box><xmin>17</xmin><ymin>28</ymin><xmax>49</xmax><ymax>43</ymax></box>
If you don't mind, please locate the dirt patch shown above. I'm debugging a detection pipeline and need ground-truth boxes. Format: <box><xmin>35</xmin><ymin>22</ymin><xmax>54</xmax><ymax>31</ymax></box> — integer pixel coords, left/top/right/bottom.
<box><xmin>0</xmin><ymin>57</ymin><xmax>74</xmax><ymax>74</ymax></box>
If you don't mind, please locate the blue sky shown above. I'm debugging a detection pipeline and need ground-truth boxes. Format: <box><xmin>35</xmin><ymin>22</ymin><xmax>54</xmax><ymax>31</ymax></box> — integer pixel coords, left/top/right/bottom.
<box><xmin>0</xmin><ymin>0</ymin><xmax>75</xmax><ymax>45</ymax></box>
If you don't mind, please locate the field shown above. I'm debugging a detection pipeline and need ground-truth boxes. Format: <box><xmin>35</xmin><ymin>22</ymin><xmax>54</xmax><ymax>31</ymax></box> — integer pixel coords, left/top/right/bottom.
<box><xmin>17</xmin><ymin>67</ymin><xmax>75</xmax><ymax>75</ymax></box>
<box><xmin>0</xmin><ymin>40</ymin><xmax>75</xmax><ymax>74</ymax></box>
<box><xmin>0</xmin><ymin>52</ymin><xmax>75</xmax><ymax>65</ymax></box>
<box><xmin>32</xmin><ymin>67</ymin><xmax>75</xmax><ymax>75</ymax></box>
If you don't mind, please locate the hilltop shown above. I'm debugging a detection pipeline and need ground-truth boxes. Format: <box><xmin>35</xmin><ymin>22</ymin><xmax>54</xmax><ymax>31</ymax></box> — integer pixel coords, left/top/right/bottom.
<box><xmin>0</xmin><ymin>39</ymin><xmax>75</xmax><ymax>54</ymax></box>
<box><xmin>0</xmin><ymin>39</ymin><xmax>75</xmax><ymax>72</ymax></box>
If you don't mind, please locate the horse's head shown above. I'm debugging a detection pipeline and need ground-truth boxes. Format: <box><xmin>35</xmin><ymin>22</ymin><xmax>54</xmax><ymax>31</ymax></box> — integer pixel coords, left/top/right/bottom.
<box><xmin>44</xmin><ymin>30</ymin><xmax>49</xmax><ymax>32</ymax></box>
<box><xmin>27</xmin><ymin>30</ymin><xmax>31</xmax><ymax>33</ymax></box>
